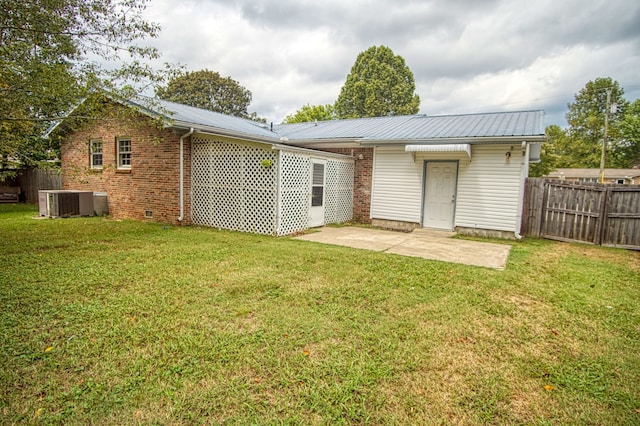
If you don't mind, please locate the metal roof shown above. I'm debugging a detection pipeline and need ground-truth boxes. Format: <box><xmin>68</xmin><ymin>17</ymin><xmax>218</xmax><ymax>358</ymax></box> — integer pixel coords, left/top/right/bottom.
<box><xmin>46</xmin><ymin>96</ymin><xmax>545</xmax><ymax>146</ymax></box>
<box><xmin>274</xmin><ymin>110</ymin><xmax>545</xmax><ymax>143</ymax></box>
<box><xmin>125</xmin><ymin>99</ymin><xmax>545</xmax><ymax>145</ymax></box>
<box><xmin>129</xmin><ymin>98</ymin><xmax>280</xmax><ymax>141</ymax></box>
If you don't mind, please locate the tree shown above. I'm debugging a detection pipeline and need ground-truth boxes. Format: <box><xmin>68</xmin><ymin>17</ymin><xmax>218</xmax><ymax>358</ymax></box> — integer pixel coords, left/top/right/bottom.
<box><xmin>562</xmin><ymin>77</ymin><xmax>629</xmax><ymax>168</ymax></box>
<box><xmin>617</xmin><ymin>98</ymin><xmax>640</xmax><ymax>167</ymax></box>
<box><xmin>156</xmin><ymin>69</ymin><xmax>255</xmax><ymax>118</ymax></box>
<box><xmin>529</xmin><ymin>125</ymin><xmax>564</xmax><ymax>177</ymax></box>
<box><xmin>282</xmin><ymin>104</ymin><xmax>336</xmax><ymax>124</ymax></box>
<box><xmin>335</xmin><ymin>45</ymin><xmax>420</xmax><ymax>119</ymax></box>
<box><xmin>0</xmin><ymin>0</ymin><xmax>167</xmax><ymax>176</ymax></box>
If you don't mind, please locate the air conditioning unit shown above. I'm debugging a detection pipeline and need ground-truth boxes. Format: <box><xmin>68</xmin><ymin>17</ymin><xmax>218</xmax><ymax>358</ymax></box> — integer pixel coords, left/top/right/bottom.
<box><xmin>38</xmin><ymin>190</ymin><xmax>95</xmax><ymax>218</ymax></box>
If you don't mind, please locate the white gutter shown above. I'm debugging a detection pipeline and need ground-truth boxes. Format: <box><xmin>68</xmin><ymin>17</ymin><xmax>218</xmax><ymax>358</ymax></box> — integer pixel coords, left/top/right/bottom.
<box><xmin>169</xmin><ymin>120</ymin><xmax>281</xmax><ymax>145</ymax></box>
<box><xmin>358</xmin><ymin>135</ymin><xmax>547</xmax><ymax>146</ymax></box>
<box><xmin>514</xmin><ymin>141</ymin><xmax>530</xmax><ymax>240</ymax></box>
<box><xmin>178</xmin><ymin>127</ymin><xmax>195</xmax><ymax>222</ymax></box>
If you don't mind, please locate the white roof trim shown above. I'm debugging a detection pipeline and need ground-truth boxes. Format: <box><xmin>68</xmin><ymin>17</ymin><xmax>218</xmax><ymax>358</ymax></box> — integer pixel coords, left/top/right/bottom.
<box><xmin>405</xmin><ymin>143</ymin><xmax>471</xmax><ymax>158</ymax></box>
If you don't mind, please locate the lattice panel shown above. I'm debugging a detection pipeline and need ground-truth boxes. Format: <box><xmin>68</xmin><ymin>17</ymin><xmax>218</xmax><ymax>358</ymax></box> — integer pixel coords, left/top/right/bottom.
<box><xmin>191</xmin><ymin>137</ymin><xmax>277</xmax><ymax>235</ymax></box>
<box><xmin>277</xmin><ymin>151</ymin><xmax>310</xmax><ymax>235</ymax></box>
<box><xmin>325</xmin><ymin>158</ymin><xmax>354</xmax><ymax>224</ymax></box>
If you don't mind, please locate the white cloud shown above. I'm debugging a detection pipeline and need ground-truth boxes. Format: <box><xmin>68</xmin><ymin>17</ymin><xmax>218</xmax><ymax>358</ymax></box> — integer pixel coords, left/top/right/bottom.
<box><xmin>139</xmin><ymin>0</ymin><xmax>640</xmax><ymax>126</ymax></box>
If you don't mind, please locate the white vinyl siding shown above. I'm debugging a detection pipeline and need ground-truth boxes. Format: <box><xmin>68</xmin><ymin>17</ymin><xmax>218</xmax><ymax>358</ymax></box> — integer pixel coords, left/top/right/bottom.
<box><xmin>454</xmin><ymin>144</ymin><xmax>523</xmax><ymax>232</ymax></box>
<box><xmin>371</xmin><ymin>144</ymin><xmax>524</xmax><ymax>233</ymax></box>
<box><xmin>371</xmin><ymin>146</ymin><xmax>423</xmax><ymax>223</ymax></box>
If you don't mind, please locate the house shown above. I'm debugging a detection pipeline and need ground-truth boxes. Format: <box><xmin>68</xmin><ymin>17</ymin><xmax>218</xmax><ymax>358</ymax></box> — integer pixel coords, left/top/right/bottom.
<box><xmin>56</xmin><ymin>98</ymin><xmax>545</xmax><ymax>238</ymax></box>
<box><xmin>56</xmin><ymin>98</ymin><xmax>354</xmax><ymax>236</ymax></box>
<box><xmin>547</xmin><ymin>168</ymin><xmax>640</xmax><ymax>185</ymax></box>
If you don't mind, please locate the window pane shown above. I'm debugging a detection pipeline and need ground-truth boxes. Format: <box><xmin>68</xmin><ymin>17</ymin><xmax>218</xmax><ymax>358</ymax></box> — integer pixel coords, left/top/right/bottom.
<box><xmin>90</xmin><ymin>140</ymin><xmax>102</xmax><ymax>168</ymax></box>
<box><xmin>118</xmin><ymin>139</ymin><xmax>132</xmax><ymax>168</ymax></box>
<box><xmin>312</xmin><ymin>186</ymin><xmax>323</xmax><ymax>207</ymax></box>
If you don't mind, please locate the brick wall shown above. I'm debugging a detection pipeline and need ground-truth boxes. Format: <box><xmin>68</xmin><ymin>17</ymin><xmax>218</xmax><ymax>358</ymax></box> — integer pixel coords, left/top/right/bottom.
<box><xmin>320</xmin><ymin>147</ymin><xmax>373</xmax><ymax>223</ymax></box>
<box><xmin>60</xmin><ymin>103</ymin><xmax>191</xmax><ymax>225</ymax></box>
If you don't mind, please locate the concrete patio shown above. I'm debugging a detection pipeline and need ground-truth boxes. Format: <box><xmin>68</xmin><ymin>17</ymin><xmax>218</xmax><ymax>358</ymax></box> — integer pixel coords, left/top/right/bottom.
<box><xmin>293</xmin><ymin>226</ymin><xmax>512</xmax><ymax>270</ymax></box>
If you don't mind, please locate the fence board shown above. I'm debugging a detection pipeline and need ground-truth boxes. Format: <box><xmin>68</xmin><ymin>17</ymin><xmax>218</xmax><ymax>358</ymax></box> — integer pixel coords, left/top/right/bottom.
<box><xmin>601</xmin><ymin>186</ymin><xmax>640</xmax><ymax>249</ymax></box>
<box><xmin>541</xmin><ymin>182</ymin><xmax>605</xmax><ymax>244</ymax></box>
<box><xmin>522</xmin><ymin>178</ymin><xmax>640</xmax><ymax>250</ymax></box>
<box><xmin>520</xmin><ymin>178</ymin><xmax>546</xmax><ymax>237</ymax></box>
<box><xmin>0</xmin><ymin>168</ymin><xmax>61</xmax><ymax>203</ymax></box>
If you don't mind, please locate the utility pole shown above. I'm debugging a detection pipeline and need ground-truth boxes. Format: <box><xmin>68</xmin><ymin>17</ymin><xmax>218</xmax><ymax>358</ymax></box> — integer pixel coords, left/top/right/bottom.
<box><xmin>599</xmin><ymin>88</ymin><xmax>612</xmax><ymax>183</ymax></box>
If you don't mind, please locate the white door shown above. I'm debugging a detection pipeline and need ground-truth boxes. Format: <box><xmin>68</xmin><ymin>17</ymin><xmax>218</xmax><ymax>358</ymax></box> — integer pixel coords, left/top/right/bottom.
<box><xmin>423</xmin><ymin>162</ymin><xmax>457</xmax><ymax>230</ymax></box>
<box><xmin>309</xmin><ymin>159</ymin><xmax>326</xmax><ymax>227</ymax></box>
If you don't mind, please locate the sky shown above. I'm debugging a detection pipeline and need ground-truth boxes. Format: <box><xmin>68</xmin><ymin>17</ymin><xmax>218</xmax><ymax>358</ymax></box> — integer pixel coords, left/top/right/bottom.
<box><xmin>140</xmin><ymin>0</ymin><xmax>640</xmax><ymax>127</ymax></box>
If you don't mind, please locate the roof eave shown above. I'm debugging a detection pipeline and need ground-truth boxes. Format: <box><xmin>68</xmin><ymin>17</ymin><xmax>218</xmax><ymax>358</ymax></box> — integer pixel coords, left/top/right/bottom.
<box><xmin>279</xmin><ymin>138</ymin><xmax>363</xmax><ymax>149</ymax></box>
<box><xmin>167</xmin><ymin>120</ymin><xmax>282</xmax><ymax>144</ymax></box>
<box><xmin>358</xmin><ymin>135</ymin><xmax>546</xmax><ymax>146</ymax></box>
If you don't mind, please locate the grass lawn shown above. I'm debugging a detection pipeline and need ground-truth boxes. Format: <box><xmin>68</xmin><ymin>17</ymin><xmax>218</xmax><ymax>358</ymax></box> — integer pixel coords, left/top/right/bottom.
<box><xmin>1</xmin><ymin>204</ymin><xmax>639</xmax><ymax>425</ymax></box>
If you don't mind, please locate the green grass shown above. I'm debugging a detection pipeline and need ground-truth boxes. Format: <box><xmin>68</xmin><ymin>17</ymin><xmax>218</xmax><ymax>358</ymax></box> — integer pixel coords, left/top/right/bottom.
<box><xmin>1</xmin><ymin>203</ymin><xmax>639</xmax><ymax>425</ymax></box>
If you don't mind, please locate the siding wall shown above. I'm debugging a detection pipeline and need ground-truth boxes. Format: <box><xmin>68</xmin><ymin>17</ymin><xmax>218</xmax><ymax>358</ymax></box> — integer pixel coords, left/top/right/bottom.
<box><xmin>454</xmin><ymin>144</ymin><xmax>524</xmax><ymax>232</ymax></box>
<box><xmin>371</xmin><ymin>147</ymin><xmax>423</xmax><ymax>223</ymax></box>
<box><xmin>371</xmin><ymin>144</ymin><xmax>525</xmax><ymax>232</ymax></box>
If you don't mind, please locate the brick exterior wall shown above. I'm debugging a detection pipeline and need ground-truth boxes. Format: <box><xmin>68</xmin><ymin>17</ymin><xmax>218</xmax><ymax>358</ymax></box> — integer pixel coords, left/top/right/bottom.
<box><xmin>320</xmin><ymin>147</ymin><xmax>373</xmax><ymax>223</ymax></box>
<box><xmin>60</xmin><ymin>103</ymin><xmax>191</xmax><ymax>225</ymax></box>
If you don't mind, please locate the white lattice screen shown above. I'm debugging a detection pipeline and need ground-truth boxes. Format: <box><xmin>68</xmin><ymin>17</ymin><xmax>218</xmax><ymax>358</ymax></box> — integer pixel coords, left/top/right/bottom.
<box><xmin>325</xmin><ymin>158</ymin><xmax>354</xmax><ymax>224</ymax></box>
<box><xmin>192</xmin><ymin>136</ymin><xmax>354</xmax><ymax>236</ymax></box>
<box><xmin>277</xmin><ymin>151</ymin><xmax>310</xmax><ymax>235</ymax></box>
<box><xmin>192</xmin><ymin>137</ymin><xmax>277</xmax><ymax>235</ymax></box>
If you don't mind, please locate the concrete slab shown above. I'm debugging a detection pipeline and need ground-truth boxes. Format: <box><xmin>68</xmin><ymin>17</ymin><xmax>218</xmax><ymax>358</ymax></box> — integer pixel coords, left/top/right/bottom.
<box><xmin>293</xmin><ymin>226</ymin><xmax>511</xmax><ymax>270</ymax></box>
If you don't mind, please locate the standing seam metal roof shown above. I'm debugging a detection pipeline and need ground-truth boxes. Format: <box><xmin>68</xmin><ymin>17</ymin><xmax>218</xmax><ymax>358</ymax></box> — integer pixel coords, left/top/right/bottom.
<box><xmin>274</xmin><ymin>110</ymin><xmax>545</xmax><ymax>141</ymax></box>
<box><xmin>133</xmin><ymin>98</ymin><xmax>278</xmax><ymax>140</ymax></box>
<box><xmin>130</xmin><ymin>98</ymin><xmax>545</xmax><ymax>143</ymax></box>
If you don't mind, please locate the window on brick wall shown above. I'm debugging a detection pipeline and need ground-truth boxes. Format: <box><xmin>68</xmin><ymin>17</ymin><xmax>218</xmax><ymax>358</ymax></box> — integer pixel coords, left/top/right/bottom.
<box><xmin>117</xmin><ymin>138</ymin><xmax>132</xmax><ymax>169</ymax></box>
<box><xmin>90</xmin><ymin>139</ymin><xmax>103</xmax><ymax>169</ymax></box>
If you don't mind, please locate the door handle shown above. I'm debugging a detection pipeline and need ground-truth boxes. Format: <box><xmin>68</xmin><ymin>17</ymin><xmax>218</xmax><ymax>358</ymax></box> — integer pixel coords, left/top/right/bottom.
<box><xmin>451</xmin><ymin>194</ymin><xmax>456</xmax><ymax>203</ymax></box>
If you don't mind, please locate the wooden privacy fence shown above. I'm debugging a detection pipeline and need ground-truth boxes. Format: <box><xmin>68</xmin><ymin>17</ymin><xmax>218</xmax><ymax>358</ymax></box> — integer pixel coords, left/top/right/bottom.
<box><xmin>521</xmin><ymin>178</ymin><xmax>640</xmax><ymax>250</ymax></box>
<box><xmin>0</xmin><ymin>168</ymin><xmax>62</xmax><ymax>203</ymax></box>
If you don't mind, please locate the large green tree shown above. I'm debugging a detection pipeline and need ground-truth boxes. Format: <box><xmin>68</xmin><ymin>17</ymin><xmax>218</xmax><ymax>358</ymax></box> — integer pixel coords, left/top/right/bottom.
<box><xmin>282</xmin><ymin>104</ymin><xmax>336</xmax><ymax>124</ymax></box>
<box><xmin>617</xmin><ymin>98</ymin><xmax>640</xmax><ymax>167</ymax></box>
<box><xmin>335</xmin><ymin>45</ymin><xmax>420</xmax><ymax>119</ymax></box>
<box><xmin>0</xmin><ymin>0</ymin><xmax>167</xmax><ymax>175</ymax></box>
<box><xmin>560</xmin><ymin>77</ymin><xmax>629</xmax><ymax>168</ymax></box>
<box><xmin>529</xmin><ymin>124</ymin><xmax>564</xmax><ymax>177</ymax></box>
<box><xmin>156</xmin><ymin>69</ymin><xmax>254</xmax><ymax>118</ymax></box>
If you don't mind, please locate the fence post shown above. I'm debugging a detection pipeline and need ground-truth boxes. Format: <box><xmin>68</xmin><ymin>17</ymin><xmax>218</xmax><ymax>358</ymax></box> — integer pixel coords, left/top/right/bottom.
<box><xmin>538</xmin><ymin>180</ymin><xmax>550</xmax><ymax>237</ymax></box>
<box><xmin>595</xmin><ymin>186</ymin><xmax>610</xmax><ymax>246</ymax></box>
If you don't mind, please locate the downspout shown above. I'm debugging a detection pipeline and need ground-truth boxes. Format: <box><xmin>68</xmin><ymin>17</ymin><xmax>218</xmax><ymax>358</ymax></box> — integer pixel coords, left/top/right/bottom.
<box><xmin>178</xmin><ymin>127</ymin><xmax>195</xmax><ymax>222</ymax></box>
<box><xmin>514</xmin><ymin>141</ymin><xmax>530</xmax><ymax>240</ymax></box>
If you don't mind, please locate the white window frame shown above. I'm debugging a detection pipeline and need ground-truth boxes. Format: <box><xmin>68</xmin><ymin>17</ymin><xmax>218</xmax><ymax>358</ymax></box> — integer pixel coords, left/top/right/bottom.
<box><xmin>117</xmin><ymin>138</ymin><xmax>132</xmax><ymax>170</ymax></box>
<box><xmin>90</xmin><ymin>139</ymin><xmax>102</xmax><ymax>169</ymax></box>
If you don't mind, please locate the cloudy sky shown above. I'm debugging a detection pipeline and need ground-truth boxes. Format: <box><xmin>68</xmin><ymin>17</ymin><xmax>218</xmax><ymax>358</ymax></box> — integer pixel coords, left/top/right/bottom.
<box><xmin>141</xmin><ymin>0</ymin><xmax>640</xmax><ymax>127</ymax></box>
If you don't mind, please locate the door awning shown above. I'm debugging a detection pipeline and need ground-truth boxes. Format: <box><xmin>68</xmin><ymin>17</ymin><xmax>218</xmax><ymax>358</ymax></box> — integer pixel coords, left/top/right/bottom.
<box><xmin>405</xmin><ymin>143</ymin><xmax>471</xmax><ymax>158</ymax></box>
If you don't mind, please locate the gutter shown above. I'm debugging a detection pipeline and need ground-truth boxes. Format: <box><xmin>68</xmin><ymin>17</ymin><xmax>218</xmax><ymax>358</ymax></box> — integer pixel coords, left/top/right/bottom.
<box><xmin>178</xmin><ymin>127</ymin><xmax>195</xmax><ymax>222</ymax></box>
<box><xmin>358</xmin><ymin>135</ymin><xmax>547</xmax><ymax>147</ymax></box>
<box><xmin>169</xmin><ymin>120</ymin><xmax>281</xmax><ymax>145</ymax></box>
<box><xmin>514</xmin><ymin>141</ymin><xmax>530</xmax><ymax>240</ymax></box>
